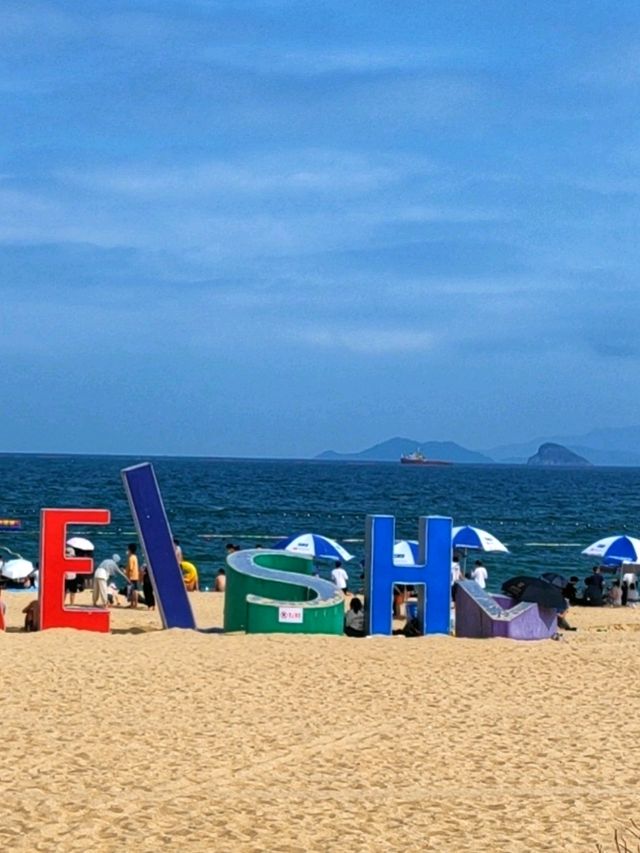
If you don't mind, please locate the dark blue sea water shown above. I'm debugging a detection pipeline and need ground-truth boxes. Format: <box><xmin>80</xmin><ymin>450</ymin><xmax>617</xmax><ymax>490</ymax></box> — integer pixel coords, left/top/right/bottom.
<box><xmin>2</xmin><ymin>454</ymin><xmax>640</xmax><ymax>590</ymax></box>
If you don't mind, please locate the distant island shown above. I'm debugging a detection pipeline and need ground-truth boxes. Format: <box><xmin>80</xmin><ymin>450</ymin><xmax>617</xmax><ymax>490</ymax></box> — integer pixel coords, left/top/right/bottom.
<box><xmin>526</xmin><ymin>443</ymin><xmax>592</xmax><ymax>467</ymax></box>
<box><xmin>316</xmin><ymin>437</ymin><xmax>493</xmax><ymax>464</ymax></box>
<box><xmin>315</xmin><ymin>425</ymin><xmax>640</xmax><ymax>467</ymax></box>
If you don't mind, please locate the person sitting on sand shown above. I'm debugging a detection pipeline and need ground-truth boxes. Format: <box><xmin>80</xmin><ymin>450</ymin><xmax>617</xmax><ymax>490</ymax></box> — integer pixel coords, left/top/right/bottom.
<box><xmin>609</xmin><ymin>580</ymin><xmax>623</xmax><ymax>607</ymax></box>
<box><xmin>344</xmin><ymin>597</ymin><xmax>365</xmax><ymax>637</ymax></box>
<box><xmin>23</xmin><ymin>599</ymin><xmax>39</xmax><ymax>631</ymax></box>
<box><xmin>180</xmin><ymin>561</ymin><xmax>199</xmax><ymax>592</ymax></box>
<box><xmin>214</xmin><ymin>569</ymin><xmax>226</xmax><ymax>592</ymax></box>
<box><xmin>107</xmin><ymin>581</ymin><xmax>120</xmax><ymax>607</ymax></box>
<box><xmin>562</xmin><ymin>576</ymin><xmax>581</xmax><ymax>606</ymax></box>
<box><xmin>627</xmin><ymin>582</ymin><xmax>639</xmax><ymax>607</ymax></box>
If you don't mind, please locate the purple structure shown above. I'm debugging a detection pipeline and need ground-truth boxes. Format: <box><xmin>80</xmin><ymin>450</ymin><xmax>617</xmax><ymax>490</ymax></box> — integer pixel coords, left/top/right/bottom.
<box><xmin>455</xmin><ymin>580</ymin><xmax>557</xmax><ymax>640</ymax></box>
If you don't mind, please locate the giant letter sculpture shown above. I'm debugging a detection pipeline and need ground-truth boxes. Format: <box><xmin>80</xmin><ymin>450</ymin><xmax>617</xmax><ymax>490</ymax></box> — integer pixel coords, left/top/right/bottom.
<box><xmin>224</xmin><ymin>549</ymin><xmax>344</xmax><ymax>634</ymax></box>
<box><xmin>122</xmin><ymin>463</ymin><xmax>196</xmax><ymax>630</ymax></box>
<box><xmin>364</xmin><ymin>514</ymin><xmax>452</xmax><ymax>636</ymax></box>
<box><xmin>40</xmin><ymin>508</ymin><xmax>111</xmax><ymax>632</ymax></box>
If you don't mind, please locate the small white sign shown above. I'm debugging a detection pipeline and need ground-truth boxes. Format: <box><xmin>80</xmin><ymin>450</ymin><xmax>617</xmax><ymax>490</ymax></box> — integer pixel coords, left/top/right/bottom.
<box><xmin>278</xmin><ymin>606</ymin><xmax>303</xmax><ymax>624</ymax></box>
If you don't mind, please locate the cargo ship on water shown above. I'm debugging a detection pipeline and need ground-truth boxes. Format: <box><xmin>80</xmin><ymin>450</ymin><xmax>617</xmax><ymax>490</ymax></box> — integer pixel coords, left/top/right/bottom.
<box><xmin>399</xmin><ymin>451</ymin><xmax>452</xmax><ymax>466</ymax></box>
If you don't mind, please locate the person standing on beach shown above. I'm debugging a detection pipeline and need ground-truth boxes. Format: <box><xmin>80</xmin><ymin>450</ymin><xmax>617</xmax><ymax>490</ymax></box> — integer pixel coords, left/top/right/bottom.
<box><xmin>64</xmin><ymin>544</ymin><xmax>88</xmax><ymax>605</ymax></box>
<box><xmin>173</xmin><ymin>539</ymin><xmax>183</xmax><ymax>563</ymax></box>
<box><xmin>331</xmin><ymin>561</ymin><xmax>349</xmax><ymax>595</ymax></box>
<box><xmin>141</xmin><ymin>563</ymin><xmax>155</xmax><ymax>610</ymax></box>
<box><xmin>471</xmin><ymin>559</ymin><xmax>488</xmax><ymax>589</ymax></box>
<box><xmin>126</xmin><ymin>543</ymin><xmax>140</xmax><ymax>608</ymax></box>
<box><xmin>93</xmin><ymin>554</ymin><xmax>123</xmax><ymax>608</ymax></box>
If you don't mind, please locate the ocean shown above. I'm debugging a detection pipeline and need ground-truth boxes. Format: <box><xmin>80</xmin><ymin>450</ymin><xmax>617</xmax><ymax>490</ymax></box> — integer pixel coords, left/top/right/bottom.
<box><xmin>2</xmin><ymin>453</ymin><xmax>640</xmax><ymax>590</ymax></box>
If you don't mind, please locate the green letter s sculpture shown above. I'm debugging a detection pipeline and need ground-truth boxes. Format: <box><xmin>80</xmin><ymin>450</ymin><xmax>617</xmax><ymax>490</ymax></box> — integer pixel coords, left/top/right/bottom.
<box><xmin>223</xmin><ymin>549</ymin><xmax>344</xmax><ymax>634</ymax></box>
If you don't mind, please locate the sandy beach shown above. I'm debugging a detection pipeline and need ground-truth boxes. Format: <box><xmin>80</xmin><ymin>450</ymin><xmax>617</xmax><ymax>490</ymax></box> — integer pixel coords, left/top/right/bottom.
<box><xmin>0</xmin><ymin>591</ymin><xmax>638</xmax><ymax>852</ymax></box>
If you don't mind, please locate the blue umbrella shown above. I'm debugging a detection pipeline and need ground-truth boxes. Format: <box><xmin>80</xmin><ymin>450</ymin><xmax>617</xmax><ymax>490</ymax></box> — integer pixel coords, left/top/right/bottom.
<box><xmin>452</xmin><ymin>526</ymin><xmax>509</xmax><ymax>553</ymax></box>
<box><xmin>273</xmin><ymin>532</ymin><xmax>354</xmax><ymax>563</ymax></box>
<box><xmin>393</xmin><ymin>540</ymin><xmax>420</xmax><ymax>565</ymax></box>
<box><xmin>582</xmin><ymin>535</ymin><xmax>640</xmax><ymax>566</ymax></box>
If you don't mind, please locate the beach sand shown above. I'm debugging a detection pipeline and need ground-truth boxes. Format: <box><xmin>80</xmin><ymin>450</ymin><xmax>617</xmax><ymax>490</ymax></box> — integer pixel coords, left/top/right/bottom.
<box><xmin>0</xmin><ymin>591</ymin><xmax>638</xmax><ymax>852</ymax></box>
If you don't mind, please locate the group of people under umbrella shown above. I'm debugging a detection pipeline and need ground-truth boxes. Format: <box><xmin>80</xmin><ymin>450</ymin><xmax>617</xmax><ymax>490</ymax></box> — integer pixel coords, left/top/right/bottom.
<box><xmin>273</xmin><ymin>528</ymin><xmax>640</xmax><ymax>632</ymax></box>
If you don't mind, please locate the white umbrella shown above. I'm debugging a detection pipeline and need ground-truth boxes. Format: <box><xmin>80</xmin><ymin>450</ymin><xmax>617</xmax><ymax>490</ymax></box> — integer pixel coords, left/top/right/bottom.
<box><xmin>66</xmin><ymin>536</ymin><xmax>94</xmax><ymax>552</ymax></box>
<box><xmin>1</xmin><ymin>558</ymin><xmax>35</xmax><ymax>581</ymax></box>
<box><xmin>582</xmin><ymin>535</ymin><xmax>640</xmax><ymax>566</ymax></box>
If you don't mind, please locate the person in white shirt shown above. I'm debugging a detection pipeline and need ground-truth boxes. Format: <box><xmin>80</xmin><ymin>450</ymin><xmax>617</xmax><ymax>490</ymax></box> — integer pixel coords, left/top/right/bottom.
<box><xmin>472</xmin><ymin>560</ymin><xmax>488</xmax><ymax>589</ymax></box>
<box><xmin>451</xmin><ymin>552</ymin><xmax>462</xmax><ymax>584</ymax></box>
<box><xmin>331</xmin><ymin>561</ymin><xmax>349</xmax><ymax>594</ymax></box>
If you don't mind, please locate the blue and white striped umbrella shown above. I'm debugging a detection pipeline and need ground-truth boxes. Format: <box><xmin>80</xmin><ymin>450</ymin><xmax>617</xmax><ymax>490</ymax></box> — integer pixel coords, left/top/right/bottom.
<box><xmin>393</xmin><ymin>540</ymin><xmax>420</xmax><ymax>565</ymax></box>
<box><xmin>273</xmin><ymin>532</ymin><xmax>354</xmax><ymax>563</ymax></box>
<box><xmin>452</xmin><ymin>526</ymin><xmax>509</xmax><ymax>553</ymax></box>
<box><xmin>582</xmin><ymin>535</ymin><xmax>640</xmax><ymax>566</ymax></box>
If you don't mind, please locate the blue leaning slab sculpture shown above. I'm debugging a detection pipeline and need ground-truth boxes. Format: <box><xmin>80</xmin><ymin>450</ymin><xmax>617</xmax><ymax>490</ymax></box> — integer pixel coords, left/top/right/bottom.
<box><xmin>364</xmin><ymin>514</ymin><xmax>452</xmax><ymax>635</ymax></box>
<box><xmin>122</xmin><ymin>463</ymin><xmax>196</xmax><ymax>630</ymax></box>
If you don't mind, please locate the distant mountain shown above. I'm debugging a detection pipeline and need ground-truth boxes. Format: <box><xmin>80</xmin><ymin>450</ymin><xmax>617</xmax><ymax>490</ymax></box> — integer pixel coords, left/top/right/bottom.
<box><xmin>316</xmin><ymin>436</ymin><xmax>493</xmax><ymax>464</ymax></box>
<box><xmin>487</xmin><ymin>425</ymin><xmax>640</xmax><ymax>467</ymax></box>
<box><xmin>527</xmin><ymin>443</ymin><xmax>592</xmax><ymax>467</ymax></box>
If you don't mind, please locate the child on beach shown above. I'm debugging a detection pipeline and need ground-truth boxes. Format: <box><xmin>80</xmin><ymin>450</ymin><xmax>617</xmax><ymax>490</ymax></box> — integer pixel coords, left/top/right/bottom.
<box><xmin>344</xmin><ymin>597</ymin><xmax>365</xmax><ymax>637</ymax></box>
<box><xmin>22</xmin><ymin>599</ymin><xmax>39</xmax><ymax>631</ymax></box>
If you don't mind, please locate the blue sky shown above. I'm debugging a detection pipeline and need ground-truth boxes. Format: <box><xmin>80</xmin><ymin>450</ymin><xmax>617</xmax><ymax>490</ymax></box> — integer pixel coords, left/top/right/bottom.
<box><xmin>2</xmin><ymin>0</ymin><xmax>640</xmax><ymax>457</ymax></box>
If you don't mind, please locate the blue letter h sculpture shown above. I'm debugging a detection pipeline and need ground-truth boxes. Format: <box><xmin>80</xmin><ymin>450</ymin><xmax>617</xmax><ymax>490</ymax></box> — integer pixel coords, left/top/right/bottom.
<box><xmin>364</xmin><ymin>514</ymin><xmax>452</xmax><ymax>635</ymax></box>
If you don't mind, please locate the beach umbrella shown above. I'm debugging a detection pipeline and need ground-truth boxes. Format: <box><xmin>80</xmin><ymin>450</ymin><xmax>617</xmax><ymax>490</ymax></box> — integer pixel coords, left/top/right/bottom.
<box><xmin>1</xmin><ymin>558</ymin><xmax>35</xmax><ymax>581</ymax></box>
<box><xmin>272</xmin><ymin>533</ymin><xmax>354</xmax><ymax>563</ymax></box>
<box><xmin>502</xmin><ymin>576</ymin><xmax>567</xmax><ymax>611</ymax></box>
<box><xmin>541</xmin><ymin>572</ymin><xmax>568</xmax><ymax>590</ymax></box>
<box><xmin>581</xmin><ymin>535</ymin><xmax>640</xmax><ymax>566</ymax></box>
<box><xmin>452</xmin><ymin>525</ymin><xmax>509</xmax><ymax>572</ymax></box>
<box><xmin>452</xmin><ymin>526</ymin><xmax>509</xmax><ymax>553</ymax></box>
<box><xmin>393</xmin><ymin>540</ymin><xmax>420</xmax><ymax>565</ymax></box>
<box><xmin>66</xmin><ymin>536</ymin><xmax>94</xmax><ymax>552</ymax></box>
